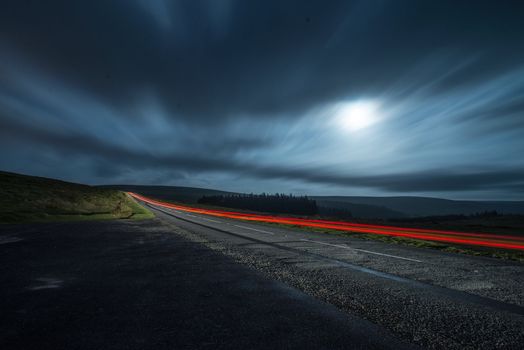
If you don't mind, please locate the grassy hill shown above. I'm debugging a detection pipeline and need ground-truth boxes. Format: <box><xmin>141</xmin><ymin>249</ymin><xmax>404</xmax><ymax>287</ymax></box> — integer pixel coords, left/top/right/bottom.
<box><xmin>0</xmin><ymin>171</ymin><xmax>153</xmax><ymax>223</ymax></box>
<box><xmin>105</xmin><ymin>185</ymin><xmax>404</xmax><ymax>219</ymax></box>
<box><xmin>105</xmin><ymin>185</ymin><xmax>524</xmax><ymax>219</ymax></box>
<box><xmin>312</xmin><ymin>196</ymin><xmax>524</xmax><ymax>217</ymax></box>
<box><xmin>100</xmin><ymin>185</ymin><xmax>236</xmax><ymax>204</ymax></box>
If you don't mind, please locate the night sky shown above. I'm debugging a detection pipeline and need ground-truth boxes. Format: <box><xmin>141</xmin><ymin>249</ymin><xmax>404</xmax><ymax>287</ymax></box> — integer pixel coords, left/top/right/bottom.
<box><xmin>1</xmin><ymin>1</ymin><xmax>524</xmax><ymax>199</ymax></box>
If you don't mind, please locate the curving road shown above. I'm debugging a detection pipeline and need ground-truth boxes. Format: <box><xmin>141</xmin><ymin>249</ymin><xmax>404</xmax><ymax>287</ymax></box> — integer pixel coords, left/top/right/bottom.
<box><xmin>135</xmin><ymin>194</ymin><xmax>524</xmax><ymax>349</ymax></box>
<box><xmin>3</xmin><ymin>194</ymin><xmax>522</xmax><ymax>349</ymax></box>
<box><xmin>129</xmin><ymin>192</ymin><xmax>524</xmax><ymax>250</ymax></box>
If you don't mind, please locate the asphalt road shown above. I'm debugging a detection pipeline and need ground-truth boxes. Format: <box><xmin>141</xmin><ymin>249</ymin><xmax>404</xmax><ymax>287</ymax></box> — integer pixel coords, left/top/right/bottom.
<box><xmin>0</xmin><ymin>218</ymin><xmax>417</xmax><ymax>350</ymax></box>
<box><xmin>2</xmin><ymin>201</ymin><xmax>523</xmax><ymax>350</ymax></box>
<box><xmin>140</xmin><ymin>201</ymin><xmax>524</xmax><ymax>349</ymax></box>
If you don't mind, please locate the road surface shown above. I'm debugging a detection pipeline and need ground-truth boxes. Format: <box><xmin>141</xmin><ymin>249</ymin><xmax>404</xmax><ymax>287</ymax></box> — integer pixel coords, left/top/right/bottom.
<box><xmin>0</xmin><ymin>219</ymin><xmax>416</xmax><ymax>350</ymax></box>
<box><xmin>137</xmin><ymin>198</ymin><xmax>524</xmax><ymax>349</ymax></box>
<box><xmin>129</xmin><ymin>193</ymin><xmax>524</xmax><ymax>251</ymax></box>
<box><xmin>2</xmin><ymin>199</ymin><xmax>523</xmax><ymax>349</ymax></box>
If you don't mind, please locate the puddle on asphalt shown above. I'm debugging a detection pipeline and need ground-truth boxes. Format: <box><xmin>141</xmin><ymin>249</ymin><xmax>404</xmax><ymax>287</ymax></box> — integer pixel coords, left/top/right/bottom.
<box><xmin>28</xmin><ymin>278</ymin><xmax>63</xmax><ymax>291</ymax></box>
<box><xmin>0</xmin><ymin>236</ymin><xmax>24</xmax><ymax>244</ymax></box>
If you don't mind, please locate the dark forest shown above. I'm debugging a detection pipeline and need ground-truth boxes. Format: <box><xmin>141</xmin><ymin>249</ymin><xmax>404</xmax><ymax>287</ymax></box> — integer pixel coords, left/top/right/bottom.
<box><xmin>198</xmin><ymin>193</ymin><xmax>318</xmax><ymax>215</ymax></box>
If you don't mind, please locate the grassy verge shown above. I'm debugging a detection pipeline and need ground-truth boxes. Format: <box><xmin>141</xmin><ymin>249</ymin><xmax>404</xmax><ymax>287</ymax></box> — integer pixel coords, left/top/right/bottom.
<box><xmin>0</xmin><ymin>171</ymin><xmax>154</xmax><ymax>223</ymax></box>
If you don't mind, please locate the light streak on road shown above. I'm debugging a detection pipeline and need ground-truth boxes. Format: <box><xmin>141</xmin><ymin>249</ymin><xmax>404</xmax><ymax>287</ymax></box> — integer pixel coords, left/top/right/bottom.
<box><xmin>129</xmin><ymin>192</ymin><xmax>524</xmax><ymax>251</ymax></box>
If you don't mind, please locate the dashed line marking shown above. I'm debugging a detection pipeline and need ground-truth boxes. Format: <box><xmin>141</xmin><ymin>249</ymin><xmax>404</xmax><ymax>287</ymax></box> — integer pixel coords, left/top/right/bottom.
<box><xmin>199</xmin><ymin>217</ymin><xmax>222</xmax><ymax>223</ymax></box>
<box><xmin>300</xmin><ymin>239</ymin><xmax>423</xmax><ymax>263</ymax></box>
<box><xmin>233</xmin><ymin>224</ymin><xmax>275</xmax><ymax>235</ymax></box>
<box><xmin>153</xmin><ymin>203</ymin><xmax>418</xmax><ymax>261</ymax></box>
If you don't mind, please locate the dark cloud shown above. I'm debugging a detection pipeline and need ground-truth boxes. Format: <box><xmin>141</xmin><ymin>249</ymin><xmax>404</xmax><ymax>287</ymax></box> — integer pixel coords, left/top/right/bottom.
<box><xmin>1</xmin><ymin>1</ymin><xmax>524</xmax><ymax>198</ymax></box>
<box><xmin>2</xmin><ymin>117</ymin><xmax>523</xmax><ymax>195</ymax></box>
<box><xmin>2</xmin><ymin>1</ymin><xmax>523</xmax><ymax>123</ymax></box>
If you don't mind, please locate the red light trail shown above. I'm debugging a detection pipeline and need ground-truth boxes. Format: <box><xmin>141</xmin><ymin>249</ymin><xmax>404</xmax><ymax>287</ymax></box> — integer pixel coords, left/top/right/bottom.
<box><xmin>129</xmin><ymin>192</ymin><xmax>524</xmax><ymax>251</ymax></box>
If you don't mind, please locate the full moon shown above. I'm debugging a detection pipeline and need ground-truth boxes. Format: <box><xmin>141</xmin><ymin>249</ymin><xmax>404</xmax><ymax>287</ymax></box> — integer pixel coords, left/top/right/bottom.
<box><xmin>335</xmin><ymin>101</ymin><xmax>379</xmax><ymax>132</ymax></box>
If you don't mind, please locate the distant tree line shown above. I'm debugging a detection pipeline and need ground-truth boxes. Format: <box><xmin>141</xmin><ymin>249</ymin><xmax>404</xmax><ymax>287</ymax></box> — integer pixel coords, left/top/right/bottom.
<box><xmin>472</xmin><ymin>210</ymin><xmax>501</xmax><ymax>218</ymax></box>
<box><xmin>198</xmin><ymin>193</ymin><xmax>318</xmax><ymax>215</ymax></box>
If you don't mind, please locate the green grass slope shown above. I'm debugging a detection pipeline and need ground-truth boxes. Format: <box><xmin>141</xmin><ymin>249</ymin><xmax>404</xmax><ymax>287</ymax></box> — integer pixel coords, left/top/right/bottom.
<box><xmin>0</xmin><ymin>171</ymin><xmax>153</xmax><ymax>223</ymax></box>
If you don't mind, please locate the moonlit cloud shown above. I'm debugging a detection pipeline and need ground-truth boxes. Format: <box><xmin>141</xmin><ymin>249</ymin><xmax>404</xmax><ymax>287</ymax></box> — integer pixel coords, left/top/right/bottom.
<box><xmin>1</xmin><ymin>0</ymin><xmax>523</xmax><ymax>199</ymax></box>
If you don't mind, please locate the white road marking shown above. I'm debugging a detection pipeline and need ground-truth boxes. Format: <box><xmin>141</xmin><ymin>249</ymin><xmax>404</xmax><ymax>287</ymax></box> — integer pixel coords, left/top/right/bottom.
<box><xmin>300</xmin><ymin>239</ymin><xmax>422</xmax><ymax>263</ymax></box>
<box><xmin>153</xmin><ymin>203</ymin><xmax>419</xmax><ymax>262</ymax></box>
<box><xmin>233</xmin><ymin>224</ymin><xmax>275</xmax><ymax>235</ymax></box>
<box><xmin>154</xmin><ymin>205</ymin><xmax>220</xmax><ymax>223</ymax></box>
<box><xmin>199</xmin><ymin>217</ymin><xmax>222</xmax><ymax>223</ymax></box>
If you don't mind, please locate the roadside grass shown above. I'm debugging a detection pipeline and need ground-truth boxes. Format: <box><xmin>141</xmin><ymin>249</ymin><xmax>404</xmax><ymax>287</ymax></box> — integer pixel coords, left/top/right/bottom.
<box><xmin>141</xmin><ymin>196</ymin><xmax>524</xmax><ymax>262</ymax></box>
<box><xmin>0</xmin><ymin>171</ymin><xmax>153</xmax><ymax>223</ymax></box>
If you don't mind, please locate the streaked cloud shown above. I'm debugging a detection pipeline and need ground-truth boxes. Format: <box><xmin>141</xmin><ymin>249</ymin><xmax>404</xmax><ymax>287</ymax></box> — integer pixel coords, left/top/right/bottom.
<box><xmin>0</xmin><ymin>0</ymin><xmax>523</xmax><ymax>199</ymax></box>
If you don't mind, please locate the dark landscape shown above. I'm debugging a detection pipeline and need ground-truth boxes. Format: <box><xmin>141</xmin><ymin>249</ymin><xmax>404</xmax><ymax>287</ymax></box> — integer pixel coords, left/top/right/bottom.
<box><xmin>0</xmin><ymin>172</ymin><xmax>152</xmax><ymax>223</ymax></box>
<box><xmin>1</xmin><ymin>1</ymin><xmax>524</xmax><ymax>349</ymax></box>
<box><xmin>2</xmin><ymin>172</ymin><xmax>524</xmax><ymax>349</ymax></box>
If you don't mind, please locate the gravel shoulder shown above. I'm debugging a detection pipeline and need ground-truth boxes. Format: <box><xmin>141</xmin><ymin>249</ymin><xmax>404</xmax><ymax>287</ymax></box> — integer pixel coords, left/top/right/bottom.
<box><xmin>148</xmin><ymin>206</ymin><xmax>524</xmax><ymax>350</ymax></box>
